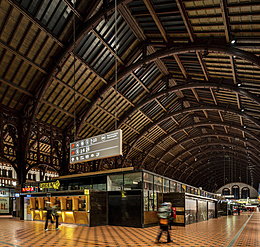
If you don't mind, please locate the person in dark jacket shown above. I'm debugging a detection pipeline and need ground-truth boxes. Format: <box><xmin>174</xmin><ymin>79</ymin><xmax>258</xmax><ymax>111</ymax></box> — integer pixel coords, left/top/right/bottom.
<box><xmin>44</xmin><ymin>204</ymin><xmax>53</xmax><ymax>231</ymax></box>
<box><xmin>155</xmin><ymin>203</ymin><xmax>172</xmax><ymax>243</ymax></box>
<box><xmin>51</xmin><ymin>203</ymin><xmax>60</xmax><ymax>230</ymax></box>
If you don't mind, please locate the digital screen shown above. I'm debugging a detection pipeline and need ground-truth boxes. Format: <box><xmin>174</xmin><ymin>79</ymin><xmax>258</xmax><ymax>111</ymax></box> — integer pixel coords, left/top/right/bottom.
<box><xmin>70</xmin><ymin>129</ymin><xmax>122</xmax><ymax>164</ymax></box>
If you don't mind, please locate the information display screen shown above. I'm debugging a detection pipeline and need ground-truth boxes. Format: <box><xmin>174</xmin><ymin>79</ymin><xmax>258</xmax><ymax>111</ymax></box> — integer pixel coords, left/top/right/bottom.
<box><xmin>70</xmin><ymin>129</ymin><xmax>122</xmax><ymax>164</ymax></box>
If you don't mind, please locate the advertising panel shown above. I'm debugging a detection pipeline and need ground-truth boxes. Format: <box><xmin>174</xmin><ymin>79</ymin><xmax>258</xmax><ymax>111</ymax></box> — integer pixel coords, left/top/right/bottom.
<box><xmin>0</xmin><ymin>197</ymin><xmax>9</xmax><ymax>213</ymax></box>
<box><xmin>70</xmin><ymin>129</ymin><xmax>122</xmax><ymax>164</ymax></box>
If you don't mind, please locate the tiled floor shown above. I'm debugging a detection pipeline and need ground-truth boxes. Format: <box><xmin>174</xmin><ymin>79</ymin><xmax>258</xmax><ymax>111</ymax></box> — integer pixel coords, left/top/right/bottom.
<box><xmin>0</xmin><ymin>212</ymin><xmax>259</xmax><ymax>246</ymax></box>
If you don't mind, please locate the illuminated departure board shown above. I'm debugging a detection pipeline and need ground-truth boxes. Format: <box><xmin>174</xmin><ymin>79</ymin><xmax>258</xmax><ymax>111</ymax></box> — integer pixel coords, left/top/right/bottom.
<box><xmin>70</xmin><ymin>129</ymin><xmax>122</xmax><ymax>164</ymax></box>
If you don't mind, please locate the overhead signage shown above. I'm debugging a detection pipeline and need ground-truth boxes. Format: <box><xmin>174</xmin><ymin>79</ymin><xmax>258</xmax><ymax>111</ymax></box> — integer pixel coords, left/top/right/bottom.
<box><xmin>39</xmin><ymin>180</ymin><xmax>60</xmax><ymax>190</ymax></box>
<box><xmin>70</xmin><ymin>129</ymin><xmax>122</xmax><ymax>164</ymax></box>
<box><xmin>22</xmin><ymin>187</ymin><xmax>35</xmax><ymax>192</ymax></box>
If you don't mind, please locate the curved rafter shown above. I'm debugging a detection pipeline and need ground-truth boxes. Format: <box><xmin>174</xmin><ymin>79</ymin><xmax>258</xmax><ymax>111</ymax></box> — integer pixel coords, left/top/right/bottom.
<box><xmin>168</xmin><ymin>142</ymin><xmax>259</xmax><ymax>177</ymax></box>
<box><xmin>144</xmin><ymin>127</ymin><xmax>259</xmax><ymax>173</ymax></box>
<box><xmin>123</xmin><ymin>105</ymin><xmax>260</xmax><ymax>166</ymax></box>
<box><xmin>23</xmin><ymin>0</ymin><xmax>130</xmax><ymax>156</ymax></box>
<box><xmin>189</xmin><ymin>157</ymin><xmax>259</xmax><ymax>188</ymax></box>
<box><xmin>76</xmin><ymin>43</ymin><xmax>260</xmax><ymax>136</ymax></box>
<box><xmin>180</xmin><ymin>150</ymin><xmax>259</xmax><ymax>181</ymax></box>
<box><xmin>0</xmin><ymin>0</ymin><xmax>260</xmax><ymax>193</ymax></box>
<box><xmin>118</xmin><ymin>80</ymin><xmax>260</xmax><ymax>128</ymax></box>
<box><xmin>185</xmin><ymin>153</ymin><xmax>258</xmax><ymax>184</ymax></box>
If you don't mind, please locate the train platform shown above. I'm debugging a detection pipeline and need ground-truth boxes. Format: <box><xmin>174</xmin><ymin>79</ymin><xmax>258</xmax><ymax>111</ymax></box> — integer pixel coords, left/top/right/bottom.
<box><xmin>0</xmin><ymin>212</ymin><xmax>259</xmax><ymax>247</ymax></box>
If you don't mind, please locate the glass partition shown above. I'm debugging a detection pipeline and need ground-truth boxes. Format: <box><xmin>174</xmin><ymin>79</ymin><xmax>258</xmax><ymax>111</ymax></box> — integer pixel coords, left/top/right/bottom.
<box><xmin>124</xmin><ymin>172</ymin><xmax>142</xmax><ymax>190</ymax></box>
<box><xmin>154</xmin><ymin>176</ymin><xmax>163</xmax><ymax>193</ymax></box>
<box><xmin>107</xmin><ymin>174</ymin><xmax>123</xmax><ymax>191</ymax></box>
<box><xmin>177</xmin><ymin>183</ymin><xmax>181</xmax><ymax>192</ymax></box>
<box><xmin>163</xmin><ymin>178</ymin><xmax>169</xmax><ymax>192</ymax></box>
<box><xmin>143</xmin><ymin>172</ymin><xmax>154</xmax><ymax>211</ymax></box>
<box><xmin>170</xmin><ymin>181</ymin><xmax>176</xmax><ymax>192</ymax></box>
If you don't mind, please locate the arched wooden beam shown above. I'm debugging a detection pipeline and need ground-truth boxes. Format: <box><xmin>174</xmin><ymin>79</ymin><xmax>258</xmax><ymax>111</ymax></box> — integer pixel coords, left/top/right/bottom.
<box><xmin>189</xmin><ymin>157</ymin><xmax>259</xmax><ymax>189</ymax></box>
<box><xmin>167</xmin><ymin>139</ymin><xmax>259</xmax><ymax>178</ymax></box>
<box><xmin>169</xmin><ymin>142</ymin><xmax>259</xmax><ymax>178</ymax></box>
<box><xmin>139</xmin><ymin>121</ymin><xmax>260</xmax><ymax>171</ymax></box>
<box><xmin>76</xmin><ymin>43</ymin><xmax>260</xmax><ymax>136</ymax></box>
<box><xmin>123</xmin><ymin>105</ymin><xmax>260</xmax><ymax>166</ymax></box>
<box><xmin>181</xmin><ymin>150</ymin><xmax>259</xmax><ymax>182</ymax></box>
<box><xmin>188</xmin><ymin>157</ymin><xmax>258</xmax><ymax>188</ymax></box>
<box><xmin>26</xmin><ymin>163</ymin><xmax>60</xmax><ymax>174</ymax></box>
<box><xmin>151</xmin><ymin>131</ymin><xmax>259</xmax><ymax>175</ymax></box>
<box><xmin>118</xmin><ymin>80</ymin><xmax>260</xmax><ymax>128</ymax></box>
<box><xmin>24</xmin><ymin>0</ymin><xmax>129</xmax><ymax>156</ymax></box>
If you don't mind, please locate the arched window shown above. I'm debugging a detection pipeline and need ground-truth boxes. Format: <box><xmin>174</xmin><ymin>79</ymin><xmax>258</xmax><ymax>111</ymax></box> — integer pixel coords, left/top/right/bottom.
<box><xmin>232</xmin><ymin>185</ymin><xmax>239</xmax><ymax>199</ymax></box>
<box><xmin>222</xmin><ymin>188</ymin><xmax>230</xmax><ymax>195</ymax></box>
<box><xmin>241</xmin><ymin>187</ymin><xmax>250</xmax><ymax>199</ymax></box>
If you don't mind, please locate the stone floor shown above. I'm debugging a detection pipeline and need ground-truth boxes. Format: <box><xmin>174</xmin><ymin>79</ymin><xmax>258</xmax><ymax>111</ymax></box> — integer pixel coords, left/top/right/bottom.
<box><xmin>0</xmin><ymin>212</ymin><xmax>259</xmax><ymax>246</ymax></box>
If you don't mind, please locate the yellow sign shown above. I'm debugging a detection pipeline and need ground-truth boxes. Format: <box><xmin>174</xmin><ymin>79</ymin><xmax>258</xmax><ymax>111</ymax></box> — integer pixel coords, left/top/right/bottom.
<box><xmin>39</xmin><ymin>180</ymin><xmax>60</xmax><ymax>190</ymax></box>
<box><xmin>84</xmin><ymin>189</ymin><xmax>89</xmax><ymax>195</ymax></box>
<box><xmin>121</xmin><ymin>191</ymin><xmax>126</xmax><ymax>198</ymax></box>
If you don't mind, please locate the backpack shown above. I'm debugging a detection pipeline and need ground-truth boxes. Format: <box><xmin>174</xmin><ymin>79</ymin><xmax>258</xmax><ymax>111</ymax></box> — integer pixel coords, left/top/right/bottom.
<box><xmin>158</xmin><ymin>205</ymin><xmax>169</xmax><ymax>219</ymax></box>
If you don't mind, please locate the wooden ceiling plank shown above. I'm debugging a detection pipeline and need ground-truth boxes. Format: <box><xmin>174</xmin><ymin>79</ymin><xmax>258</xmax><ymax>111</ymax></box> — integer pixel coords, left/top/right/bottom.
<box><xmin>73</xmin><ymin>52</ymin><xmax>108</xmax><ymax>84</ymax></box>
<box><xmin>175</xmin><ymin>0</ymin><xmax>195</xmax><ymax>42</ymax></box>
<box><xmin>91</xmin><ymin>29</ymin><xmax>124</xmax><ymax>65</ymax></box>
<box><xmin>131</xmin><ymin>72</ymin><xmax>150</xmax><ymax>93</ymax></box>
<box><xmin>41</xmin><ymin>99</ymin><xmax>73</xmax><ymax>118</ymax></box>
<box><xmin>143</xmin><ymin>0</ymin><xmax>168</xmax><ymax>42</ymax></box>
<box><xmin>96</xmin><ymin>105</ymin><xmax>119</xmax><ymax>121</ymax></box>
<box><xmin>192</xmin><ymin>88</ymin><xmax>200</xmax><ymax>102</ymax></box>
<box><xmin>6</xmin><ymin>0</ymin><xmax>64</xmax><ymax>47</ymax></box>
<box><xmin>0</xmin><ymin>40</ymin><xmax>47</xmax><ymax>74</ymax></box>
<box><xmin>196</xmin><ymin>51</ymin><xmax>210</xmax><ymax>81</ymax></box>
<box><xmin>53</xmin><ymin>76</ymin><xmax>91</xmax><ymax>103</ymax></box>
<box><xmin>0</xmin><ymin>76</ymin><xmax>33</xmax><ymax>97</ymax></box>
<box><xmin>210</xmin><ymin>88</ymin><xmax>218</xmax><ymax>105</ymax></box>
<box><xmin>62</xmin><ymin>0</ymin><xmax>84</xmax><ymax>21</ymax></box>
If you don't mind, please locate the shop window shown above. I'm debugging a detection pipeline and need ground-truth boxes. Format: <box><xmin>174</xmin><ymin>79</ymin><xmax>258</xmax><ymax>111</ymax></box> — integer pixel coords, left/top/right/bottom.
<box><xmin>124</xmin><ymin>172</ymin><xmax>142</xmax><ymax>190</ymax></box>
<box><xmin>54</xmin><ymin>198</ymin><xmax>61</xmax><ymax>208</ymax></box>
<box><xmin>143</xmin><ymin>172</ymin><xmax>153</xmax><ymax>191</ymax></box>
<box><xmin>35</xmin><ymin>199</ymin><xmax>39</xmax><ymax>209</ymax></box>
<box><xmin>8</xmin><ymin>170</ymin><xmax>12</xmax><ymax>178</ymax></box>
<box><xmin>222</xmin><ymin>188</ymin><xmax>230</xmax><ymax>195</ymax></box>
<box><xmin>33</xmin><ymin>174</ymin><xmax>36</xmax><ymax>181</ymax></box>
<box><xmin>241</xmin><ymin>188</ymin><xmax>249</xmax><ymax>199</ymax></box>
<box><xmin>2</xmin><ymin>169</ymin><xmax>7</xmax><ymax>177</ymax></box>
<box><xmin>170</xmin><ymin>181</ymin><xmax>176</xmax><ymax>192</ymax></box>
<box><xmin>177</xmin><ymin>183</ymin><xmax>181</xmax><ymax>192</ymax></box>
<box><xmin>232</xmin><ymin>186</ymin><xmax>239</xmax><ymax>199</ymax></box>
<box><xmin>28</xmin><ymin>173</ymin><xmax>32</xmax><ymax>180</ymax></box>
<box><xmin>66</xmin><ymin>199</ymin><xmax>72</xmax><ymax>211</ymax></box>
<box><xmin>107</xmin><ymin>174</ymin><xmax>123</xmax><ymax>191</ymax></box>
<box><xmin>154</xmin><ymin>176</ymin><xmax>163</xmax><ymax>192</ymax></box>
<box><xmin>182</xmin><ymin>184</ymin><xmax>186</xmax><ymax>193</ymax></box>
<box><xmin>78</xmin><ymin>198</ymin><xmax>86</xmax><ymax>211</ymax></box>
<box><xmin>163</xmin><ymin>178</ymin><xmax>169</xmax><ymax>192</ymax></box>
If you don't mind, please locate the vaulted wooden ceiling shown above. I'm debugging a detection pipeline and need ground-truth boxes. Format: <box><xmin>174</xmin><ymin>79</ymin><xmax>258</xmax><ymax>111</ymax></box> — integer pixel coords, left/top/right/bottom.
<box><xmin>0</xmin><ymin>0</ymin><xmax>259</xmax><ymax>191</ymax></box>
